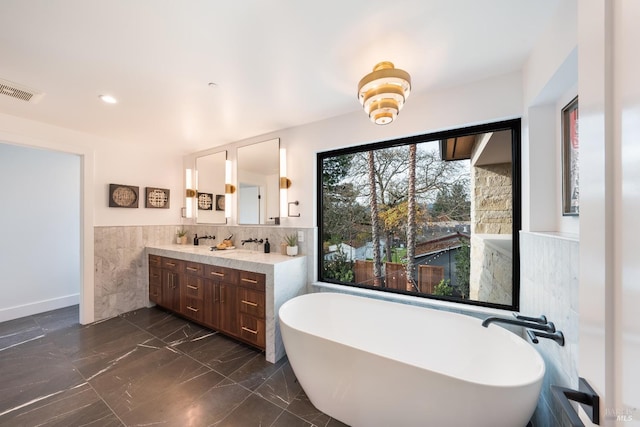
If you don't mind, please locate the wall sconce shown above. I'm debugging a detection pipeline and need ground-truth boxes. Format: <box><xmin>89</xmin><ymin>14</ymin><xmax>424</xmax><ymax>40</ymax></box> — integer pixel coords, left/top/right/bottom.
<box><xmin>184</xmin><ymin>168</ymin><xmax>195</xmax><ymax>218</ymax></box>
<box><xmin>358</xmin><ymin>61</ymin><xmax>411</xmax><ymax>125</ymax></box>
<box><xmin>279</xmin><ymin>148</ymin><xmax>290</xmax><ymax>217</ymax></box>
<box><xmin>224</xmin><ymin>160</ymin><xmax>235</xmax><ymax>218</ymax></box>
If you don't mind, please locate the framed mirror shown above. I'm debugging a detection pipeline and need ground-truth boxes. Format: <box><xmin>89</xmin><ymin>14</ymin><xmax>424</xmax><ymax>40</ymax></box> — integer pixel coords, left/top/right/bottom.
<box><xmin>237</xmin><ymin>138</ymin><xmax>280</xmax><ymax>225</ymax></box>
<box><xmin>195</xmin><ymin>150</ymin><xmax>227</xmax><ymax>224</ymax></box>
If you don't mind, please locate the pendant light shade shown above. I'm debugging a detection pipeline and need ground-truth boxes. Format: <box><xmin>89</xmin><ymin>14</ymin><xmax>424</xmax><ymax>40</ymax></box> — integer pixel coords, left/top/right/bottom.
<box><xmin>358</xmin><ymin>61</ymin><xmax>411</xmax><ymax>125</ymax></box>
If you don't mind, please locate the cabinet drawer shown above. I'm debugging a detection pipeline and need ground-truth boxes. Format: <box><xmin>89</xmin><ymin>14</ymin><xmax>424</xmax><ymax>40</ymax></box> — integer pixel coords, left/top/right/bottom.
<box><xmin>182</xmin><ymin>297</ymin><xmax>204</xmax><ymax>322</ymax></box>
<box><xmin>162</xmin><ymin>257</ymin><xmax>184</xmax><ymax>272</ymax></box>
<box><xmin>149</xmin><ymin>254</ymin><xmax>162</xmax><ymax>267</ymax></box>
<box><xmin>238</xmin><ymin>271</ymin><xmax>265</xmax><ymax>291</ymax></box>
<box><xmin>184</xmin><ymin>261</ymin><xmax>205</xmax><ymax>276</ymax></box>
<box><xmin>205</xmin><ymin>265</ymin><xmax>238</xmax><ymax>283</ymax></box>
<box><xmin>239</xmin><ymin>314</ymin><xmax>265</xmax><ymax>348</ymax></box>
<box><xmin>149</xmin><ymin>266</ymin><xmax>162</xmax><ymax>286</ymax></box>
<box><xmin>238</xmin><ymin>288</ymin><xmax>265</xmax><ymax>318</ymax></box>
<box><xmin>183</xmin><ymin>274</ymin><xmax>203</xmax><ymax>299</ymax></box>
<box><xmin>149</xmin><ymin>284</ymin><xmax>161</xmax><ymax>303</ymax></box>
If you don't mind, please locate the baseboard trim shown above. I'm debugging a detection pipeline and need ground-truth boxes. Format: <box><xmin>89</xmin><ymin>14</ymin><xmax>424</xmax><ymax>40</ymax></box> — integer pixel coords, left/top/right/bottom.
<box><xmin>0</xmin><ymin>294</ymin><xmax>80</xmax><ymax>322</ymax></box>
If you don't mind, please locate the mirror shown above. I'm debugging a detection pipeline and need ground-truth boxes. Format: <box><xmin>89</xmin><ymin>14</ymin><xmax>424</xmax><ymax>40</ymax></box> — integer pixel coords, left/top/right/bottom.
<box><xmin>195</xmin><ymin>150</ymin><xmax>227</xmax><ymax>224</ymax></box>
<box><xmin>237</xmin><ymin>138</ymin><xmax>280</xmax><ymax>225</ymax></box>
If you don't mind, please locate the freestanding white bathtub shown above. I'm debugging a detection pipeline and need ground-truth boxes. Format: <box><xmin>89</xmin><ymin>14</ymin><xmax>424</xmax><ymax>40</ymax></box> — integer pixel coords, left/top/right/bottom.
<box><xmin>279</xmin><ymin>292</ymin><xmax>544</xmax><ymax>427</ymax></box>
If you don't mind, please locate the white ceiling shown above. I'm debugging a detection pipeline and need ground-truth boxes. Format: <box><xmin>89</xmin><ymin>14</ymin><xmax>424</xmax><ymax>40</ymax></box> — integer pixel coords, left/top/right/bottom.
<box><xmin>0</xmin><ymin>0</ymin><xmax>560</xmax><ymax>153</ymax></box>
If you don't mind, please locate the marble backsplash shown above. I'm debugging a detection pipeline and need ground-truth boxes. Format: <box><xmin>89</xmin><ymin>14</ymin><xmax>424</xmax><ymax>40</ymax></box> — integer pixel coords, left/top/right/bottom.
<box><xmin>519</xmin><ymin>231</ymin><xmax>579</xmax><ymax>427</ymax></box>
<box><xmin>94</xmin><ymin>225</ymin><xmax>315</xmax><ymax>321</ymax></box>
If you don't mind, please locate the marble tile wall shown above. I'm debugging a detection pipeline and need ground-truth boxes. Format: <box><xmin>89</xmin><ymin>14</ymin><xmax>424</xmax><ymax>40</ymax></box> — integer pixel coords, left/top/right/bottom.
<box><xmin>519</xmin><ymin>231</ymin><xmax>579</xmax><ymax>427</ymax></box>
<box><xmin>94</xmin><ymin>225</ymin><xmax>315</xmax><ymax>321</ymax></box>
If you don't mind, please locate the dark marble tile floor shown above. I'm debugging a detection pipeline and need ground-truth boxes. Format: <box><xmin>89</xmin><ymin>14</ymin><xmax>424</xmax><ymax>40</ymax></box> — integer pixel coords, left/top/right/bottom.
<box><xmin>0</xmin><ymin>305</ymin><xmax>348</xmax><ymax>427</ymax></box>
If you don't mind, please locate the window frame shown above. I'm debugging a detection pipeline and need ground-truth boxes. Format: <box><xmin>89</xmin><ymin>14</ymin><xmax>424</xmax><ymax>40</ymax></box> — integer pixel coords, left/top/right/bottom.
<box><xmin>316</xmin><ymin>118</ymin><xmax>522</xmax><ymax>311</ymax></box>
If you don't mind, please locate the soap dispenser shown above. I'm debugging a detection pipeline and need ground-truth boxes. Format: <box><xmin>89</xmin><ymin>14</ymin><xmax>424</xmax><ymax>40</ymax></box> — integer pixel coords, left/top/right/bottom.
<box><xmin>264</xmin><ymin>238</ymin><xmax>270</xmax><ymax>253</ymax></box>
<box><xmin>194</xmin><ymin>234</ymin><xmax>199</xmax><ymax>246</ymax></box>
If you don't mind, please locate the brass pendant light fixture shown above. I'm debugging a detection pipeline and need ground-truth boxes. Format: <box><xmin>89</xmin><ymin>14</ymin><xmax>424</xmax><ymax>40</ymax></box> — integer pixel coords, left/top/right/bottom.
<box><xmin>357</xmin><ymin>61</ymin><xmax>411</xmax><ymax>125</ymax></box>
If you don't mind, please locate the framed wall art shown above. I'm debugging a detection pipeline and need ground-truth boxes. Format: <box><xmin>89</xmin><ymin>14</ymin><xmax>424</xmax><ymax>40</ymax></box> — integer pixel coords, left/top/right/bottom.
<box><xmin>109</xmin><ymin>184</ymin><xmax>139</xmax><ymax>208</ymax></box>
<box><xmin>562</xmin><ymin>96</ymin><xmax>579</xmax><ymax>216</ymax></box>
<box><xmin>145</xmin><ymin>187</ymin><xmax>170</xmax><ymax>209</ymax></box>
<box><xmin>215</xmin><ymin>194</ymin><xmax>225</xmax><ymax>211</ymax></box>
<box><xmin>197</xmin><ymin>192</ymin><xmax>213</xmax><ymax>210</ymax></box>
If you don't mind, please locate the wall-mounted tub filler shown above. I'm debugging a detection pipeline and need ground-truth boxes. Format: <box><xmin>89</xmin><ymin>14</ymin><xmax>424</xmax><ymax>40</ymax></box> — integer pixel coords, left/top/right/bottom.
<box><xmin>482</xmin><ymin>313</ymin><xmax>565</xmax><ymax>346</ymax></box>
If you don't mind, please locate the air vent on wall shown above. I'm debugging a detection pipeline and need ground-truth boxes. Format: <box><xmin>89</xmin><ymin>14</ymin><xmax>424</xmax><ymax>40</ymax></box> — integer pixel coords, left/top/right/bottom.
<box><xmin>0</xmin><ymin>78</ymin><xmax>45</xmax><ymax>104</ymax></box>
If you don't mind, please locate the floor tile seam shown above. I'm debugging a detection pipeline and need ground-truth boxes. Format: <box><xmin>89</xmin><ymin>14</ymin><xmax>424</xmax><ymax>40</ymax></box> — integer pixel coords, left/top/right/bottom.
<box><xmin>127</xmin><ymin>326</ymin><xmax>244</xmax><ymax>391</ymax></box>
<box><xmin>120</xmin><ymin>315</ymin><xmax>254</xmax><ymax>383</ymax></box>
<box><xmin>31</xmin><ymin>313</ymin><xmax>49</xmax><ymax>331</ymax></box>
<box><xmin>172</xmin><ymin>348</ymin><xmax>241</xmax><ymax>392</ymax></box>
<box><xmin>119</xmin><ymin>313</ymin><xmax>176</xmax><ymax>348</ymax></box>
<box><xmin>90</xmin><ymin>314</ymin><xmax>232</xmax><ymax>390</ymax></box>
<box><xmin>84</xmin><ymin>379</ymin><xmax>127</xmax><ymax>426</ymax></box>
<box><xmin>272</xmin><ymin>409</ymin><xmax>320</xmax><ymax>427</ymax></box>
<box><xmin>165</xmin><ymin>348</ymin><xmax>276</xmax><ymax>402</ymax></box>
<box><xmin>119</xmin><ymin>311</ymin><xmax>274</xmax><ymax>396</ymax></box>
<box><xmin>128</xmin><ymin>319</ymin><xmax>231</xmax><ymax>378</ymax></box>
<box><xmin>213</xmin><ymin>389</ymin><xmax>287</xmax><ymax>427</ymax></box>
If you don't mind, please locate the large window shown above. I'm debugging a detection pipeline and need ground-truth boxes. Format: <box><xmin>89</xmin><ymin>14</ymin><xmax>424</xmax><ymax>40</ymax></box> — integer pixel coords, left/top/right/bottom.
<box><xmin>317</xmin><ymin>119</ymin><xmax>521</xmax><ymax>310</ymax></box>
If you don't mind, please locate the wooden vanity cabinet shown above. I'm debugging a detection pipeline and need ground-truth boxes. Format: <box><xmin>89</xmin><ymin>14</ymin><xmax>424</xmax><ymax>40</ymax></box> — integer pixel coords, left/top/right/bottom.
<box><xmin>149</xmin><ymin>254</ymin><xmax>266</xmax><ymax>351</ymax></box>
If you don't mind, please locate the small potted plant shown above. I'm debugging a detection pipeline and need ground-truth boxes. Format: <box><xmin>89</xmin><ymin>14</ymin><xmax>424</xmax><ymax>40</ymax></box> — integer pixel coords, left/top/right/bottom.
<box><xmin>176</xmin><ymin>229</ymin><xmax>188</xmax><ymax>244</ymax></box>
<box><xmin>285</xmin><ymin>233</ymin><xmax>298</xmax><ymax>256</ymax></box>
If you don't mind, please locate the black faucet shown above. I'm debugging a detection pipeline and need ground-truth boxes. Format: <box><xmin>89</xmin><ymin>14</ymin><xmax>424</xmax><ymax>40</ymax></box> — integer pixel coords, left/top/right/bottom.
<box><xmin>481</xmin><ymin>315</ymin><xmax>556</xmax><ymax>332</ymax></box>
<box><xmin>241</xmin><ymin>238</ymin><xmax>264</xmax><ymax>246</ymax></box>
<box><xmin>482</xmin><ymin>313</ymin><xmax>565</xmax><ymax>346</ymax></box>
<box><xmin>527</xmin><ymin>329</ymin><xmax>565</xmax><ymax>346</ymax></box>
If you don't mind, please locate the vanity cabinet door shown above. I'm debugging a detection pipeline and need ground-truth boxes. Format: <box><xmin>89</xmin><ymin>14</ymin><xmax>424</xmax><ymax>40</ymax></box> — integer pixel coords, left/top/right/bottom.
<box><xmin>203</xmin><ymin>279</ymin><xmax>218</xmax><ymax>329</ymax></box>
<box><xmin>203</xmin><ymin>265</ymin><xmax>239</xmax><ymax>335</ymax></box>
<box><xmin>218</xmin><ymin>282</ymin><xmax>238</xmax><ymax>335</ymax></box>
<box><xmin>160</xmin><ymin>258</ymin><xmax>183</xmax><ymax>311</ymax></box>
<box><xmin>162</xmin><ymin>270</ymin><xmax>181</xmax><ymax>311</ymax></box>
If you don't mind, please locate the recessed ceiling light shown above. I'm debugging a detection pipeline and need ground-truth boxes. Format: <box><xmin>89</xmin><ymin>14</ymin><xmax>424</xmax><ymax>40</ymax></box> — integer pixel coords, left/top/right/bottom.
<box><xmin>99</xmin><ymin>94</ymin><xmax>117</xmax><ymax>104</ymax></box>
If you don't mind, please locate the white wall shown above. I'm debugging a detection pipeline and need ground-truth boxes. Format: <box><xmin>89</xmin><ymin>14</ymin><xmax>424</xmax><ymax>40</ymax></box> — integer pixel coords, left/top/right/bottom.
<box><xmin>521</xmin><ymin>0</ymin><xmax>640</xmax><ymax>424</ymax></box>
<box><xmin>579</xmin><ymin>0</ymin><xmax>640</xmax><ymax>424</ymax></box>
<box><xmin>0</xmin><ymin>142</ymin><xmax>80</xmax><ymax>321</ymax></box>
<box><xmin>190</xmin><ymin>70</ymin><xmax>523</xmax><ymax>230</ymax></box>
<box><xmin>0</xmin><ymin>112</ymin><xmax>186</xmax><ymax>323</ymax></box>
<box><xmin>615</xmin><ymin>0</ymin><xmax>640</xmax><ymax>418</ymax></box>
<box><xmin>93</xmin><ymin>141</ymin><xmax>185</xmax><ymax>226</ymax></box>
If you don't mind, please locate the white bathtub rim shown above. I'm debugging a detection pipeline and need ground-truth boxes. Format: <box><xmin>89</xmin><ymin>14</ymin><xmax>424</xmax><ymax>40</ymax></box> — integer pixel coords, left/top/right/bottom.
<box><xmin>279</xmin><ymin>292</ymin><xmax>545</xmax><ymax>389</ymax></box>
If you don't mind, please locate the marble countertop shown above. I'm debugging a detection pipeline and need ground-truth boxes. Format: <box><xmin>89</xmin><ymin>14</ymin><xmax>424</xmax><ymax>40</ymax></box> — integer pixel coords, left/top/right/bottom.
<box><xmin>146</xmin><ymin>244</ymin><xmax>300</xmax><ymax>267</ymax></box>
